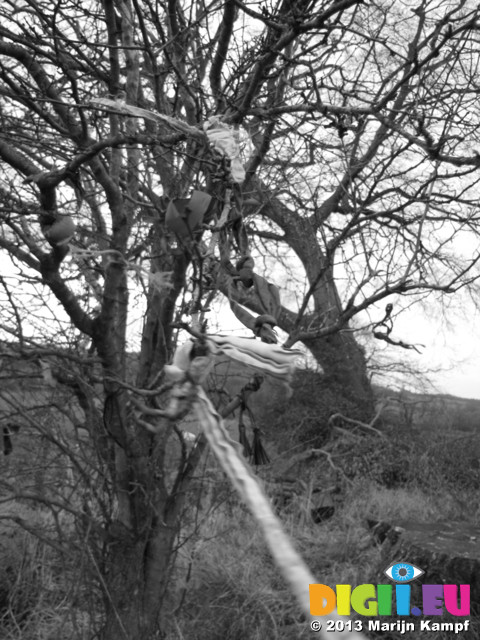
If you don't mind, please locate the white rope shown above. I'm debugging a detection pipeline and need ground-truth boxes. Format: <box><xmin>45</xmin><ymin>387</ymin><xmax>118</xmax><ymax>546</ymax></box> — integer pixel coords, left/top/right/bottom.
<box><xmin>192</xmin><ymin>387</ymin><xmax>366</xmax><ymax>639</ymax></box>
<box><xmin>159</xmin><ymin>338</ymin><xmax>368</xmax><ymax>638</ymax></box>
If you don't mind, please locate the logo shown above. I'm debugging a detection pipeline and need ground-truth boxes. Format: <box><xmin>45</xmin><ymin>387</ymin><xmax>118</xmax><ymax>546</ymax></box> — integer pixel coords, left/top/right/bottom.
<box><xmin>384</xmin><ymin>561</ymin><xmax>424</xmax><ymax>583</ymax></box>
<box><xmin>309</xmin><ymin>561</ymin><xmax>470</xmax><ymax>617</ymax></box>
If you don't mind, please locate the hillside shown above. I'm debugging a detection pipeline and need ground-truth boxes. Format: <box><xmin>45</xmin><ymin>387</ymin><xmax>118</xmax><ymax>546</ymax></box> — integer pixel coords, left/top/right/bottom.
<box><xmin>1</xmin><ymin>349</ymin><xmax>480</xmax><ymax>639</ymax></box>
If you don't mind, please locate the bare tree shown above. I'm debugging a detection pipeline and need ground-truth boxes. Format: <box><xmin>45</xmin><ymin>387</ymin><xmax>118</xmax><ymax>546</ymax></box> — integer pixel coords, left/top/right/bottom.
<box><xmin>230</xmin><ymin>0</ymin><xmax>480</xmax><ymax>416</ymax></box>
<box><xmin>1</xmin><ymin>0</ymin><xmax>480</xmax><ymax>637</ymax></box>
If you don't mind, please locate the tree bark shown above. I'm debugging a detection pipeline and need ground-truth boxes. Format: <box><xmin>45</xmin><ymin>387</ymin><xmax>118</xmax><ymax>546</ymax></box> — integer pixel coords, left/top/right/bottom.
<box><xmin>101</xmin><ymin>516</ymin><xmax>179</xmax><ymax>640</ymax></box>
<box><xmin>304</xmin><ymin>331</ymin><xmax>374</xmax><ymax>422</ymax></box>
<box><xmin>230</xmin><ymin>184</ymin><xmax>376</xmax><ymax>420</ymax></box>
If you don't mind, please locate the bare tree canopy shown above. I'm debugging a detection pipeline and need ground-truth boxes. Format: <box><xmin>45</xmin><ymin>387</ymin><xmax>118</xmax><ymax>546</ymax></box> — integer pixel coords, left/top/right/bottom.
<box><xmin>1</xmin><ymin>0</ymin><xmax>480</xmax><ymax>638</ymax></box>
<box><xmin>1</xmin><ymin>0</ymin><xmax>480</xmax><ymax>350</ymax></box>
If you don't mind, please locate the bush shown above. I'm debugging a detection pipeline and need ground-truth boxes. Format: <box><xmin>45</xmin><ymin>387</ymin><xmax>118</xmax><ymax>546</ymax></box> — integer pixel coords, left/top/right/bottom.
<box><xmin>259</xmin><ymin>370</ymin><xmax>369</xmax><ymax>449</ymax></box>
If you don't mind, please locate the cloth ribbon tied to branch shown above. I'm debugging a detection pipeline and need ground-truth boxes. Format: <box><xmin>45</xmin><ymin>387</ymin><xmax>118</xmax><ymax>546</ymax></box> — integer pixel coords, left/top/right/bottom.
<box><xmin>204</xmin><ymin>117</ymin><xmax>246</xmax><ymax>184</ymax></box>
<box><xmin>228</xmin><ymin>256</ymin><xmax>282</xmax><ymax>344</ymax></box>
<box><xmin>155</xmin><ymin>336</ymin><xmax>365</xmax><ymax>638</ymax></box>
<box><xmin>165</xmin><ymin>190</ymin><xmax>213</xmax><ymax>239</ymax></box>
<box><xmin>205</xmin><ymin>334</ymin><xmax>301</xmax><ymax>387</ymax></box>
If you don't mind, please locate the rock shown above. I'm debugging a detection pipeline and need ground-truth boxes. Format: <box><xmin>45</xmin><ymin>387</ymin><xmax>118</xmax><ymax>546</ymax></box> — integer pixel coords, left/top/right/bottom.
<box><xmin>368</xmin><ymin>519</ymin><xmax>480</xmax><ymax>615</ymax></box>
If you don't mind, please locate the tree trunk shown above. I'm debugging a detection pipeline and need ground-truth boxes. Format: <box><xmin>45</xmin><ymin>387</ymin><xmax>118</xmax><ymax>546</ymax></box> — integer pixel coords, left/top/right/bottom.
<box><xmin>254</xmin><ymin>189</ymin><xmax>376</xmax><ymax>420</ymax></box>
<box><xmin>100</xmin><ymin>457</ymin><xmax>199</xmax><ymax>639</ymax></box>
<box><xmin>304</xmin><ymin>331</ymin><xmax>375</xmax><ymax>422</ymax></box>
<box><xmin>101</xmin><ymin>516</ymin><xmax>178</xmax><ymax>640</ymax></box>
<box><xmin>225</xmin><ymin>188</ymin><xmax>376</xmax><ymax>422</ymax></box>
<box><xmin>102</xmin><ymin>525</ymin><xmax>146</xmax><ymax>640</ymax></box>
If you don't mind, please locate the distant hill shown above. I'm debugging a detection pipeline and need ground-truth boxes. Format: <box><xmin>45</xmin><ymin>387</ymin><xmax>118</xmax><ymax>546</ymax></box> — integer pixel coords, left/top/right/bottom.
<box><xmin>373</xmin><ymin>384</ymin><xmax>480</xmax><ymax>434</ymax></box>
<box><xmin>1</xmin><ymin>339</ymin><xmax>479</xmax><ymax>441</ymax></box>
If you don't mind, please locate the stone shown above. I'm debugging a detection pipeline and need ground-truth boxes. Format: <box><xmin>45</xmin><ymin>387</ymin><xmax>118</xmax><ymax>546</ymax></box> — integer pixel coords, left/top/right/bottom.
<box><xmin>368</xmin><ymin>519</ymin><xmax>480</xmax><ymax>615</ymax></box>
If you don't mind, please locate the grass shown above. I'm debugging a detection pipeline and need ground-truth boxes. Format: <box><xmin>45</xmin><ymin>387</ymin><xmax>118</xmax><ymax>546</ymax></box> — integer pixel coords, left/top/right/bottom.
<box><xmin>1</xmin><ymin>385</ymin><xmax>480</xmax><ymax>640</ymax></box>
<box><xmin>0</xmin><ymin>504</ymin><xmax>100</xmax><ymax>640</ymax></box>
<box><xmin>167</xmin><ymin>413</ymin><xmax>480</xmax><ymax>640</ymax></box>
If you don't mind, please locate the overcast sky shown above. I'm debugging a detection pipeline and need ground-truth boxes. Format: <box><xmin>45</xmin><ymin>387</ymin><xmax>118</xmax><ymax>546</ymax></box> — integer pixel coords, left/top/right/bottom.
<box><xmin>388</xmin><ymin>298</ymin><xmax>480</xmax><ymax>399</ymax></box>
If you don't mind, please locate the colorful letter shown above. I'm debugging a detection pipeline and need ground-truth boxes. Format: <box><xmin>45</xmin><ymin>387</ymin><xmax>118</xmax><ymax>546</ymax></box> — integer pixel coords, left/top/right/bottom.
<box><xmin>377</xmin><ymin>584</ymin><xmax>393</xmax><ymax>615</ymax></box>
<box><xmin>444</xmin><ymin>585</ymin><xmax>470</xmax><ymax>616</ymax></box>
<box><xmin>309</xmin><ymin>585</ymin><xmax>336</xmax><ymax>616</ymax></box>
<box><xmin>336</xmin><ymin>585</ymin><xmax>351</xmax><ymax>615</ymax></box>
<box><xmin>351</xmin><ymin>584</ymin><xmax>378</xmax><ymax>616</ymax></box>
<box><xmin>422</xmin><ymin>585</ymin><xmax>444</xmax><ymax>615</ymax></box>
<box><xmin>395</xmin><ymin>584</ymin><xmax>411</xmax><ymax>615</ymax></box>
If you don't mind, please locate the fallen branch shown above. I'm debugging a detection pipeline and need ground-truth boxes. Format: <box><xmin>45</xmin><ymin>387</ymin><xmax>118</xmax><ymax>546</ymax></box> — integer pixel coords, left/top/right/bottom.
<box><xmin>328</xmin><ymin>411</ymin><xmax>386</xmax><ymax>437</ymax></box>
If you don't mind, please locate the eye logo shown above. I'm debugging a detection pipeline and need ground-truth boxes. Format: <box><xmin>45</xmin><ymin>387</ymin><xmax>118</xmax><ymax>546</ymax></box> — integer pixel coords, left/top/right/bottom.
<box><xmin>384</xmin><ymin>562</ymin><xmax>424</xmax><ymax>583</ymax></box>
